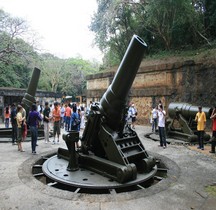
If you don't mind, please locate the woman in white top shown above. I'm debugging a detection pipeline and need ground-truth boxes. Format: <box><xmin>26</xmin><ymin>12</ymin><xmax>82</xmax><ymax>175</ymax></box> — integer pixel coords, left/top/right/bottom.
<box><xmin>158</xmin><ymin>104</ymin><xmax>167</xmax><ymax>148</ymax></box>
<box><xmin>80</xmin><ymin>106</ymin><xmax>85</xmax><ymax>129</ymax></box>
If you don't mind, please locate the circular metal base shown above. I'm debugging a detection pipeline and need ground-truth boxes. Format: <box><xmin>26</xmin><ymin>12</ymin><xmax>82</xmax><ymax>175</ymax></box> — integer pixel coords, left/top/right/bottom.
<box><xmin>42</xmin><ymin>155</ymin><xmax>157</xmax><ymax>192</ymax></box>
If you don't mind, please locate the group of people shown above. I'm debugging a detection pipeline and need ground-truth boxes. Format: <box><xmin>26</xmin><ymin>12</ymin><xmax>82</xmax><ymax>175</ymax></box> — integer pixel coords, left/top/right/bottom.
<box><xmin>4</xmin><ymin>98</ymin><xmax>216</xmax><ymax>155</ymax></box>
<box><xmin>6</xmin><ymin>100</ymin><xmax>87</xmax><ymax>155</ymax></box>
<box><xmin>8</xmin><ymin>103</ymin><xmax>42</xmax><ymax>154</ymax></box>
<box><xmin>63</xmin><ymin>103</ymin><xmax>85</xmax><ymax>132</ymax></box>
<box><xmin>39</xmin><ymin>101</ymin><xmax>86</xmax><ymax>145</ymax></box>
<box><xmin>150</xmin><ymin>101</ymin><xmax>216</xmax><ymax>153</ymax></box>
<box><xmin>9</xmin><ymin>103</ymin><xmax>28</xmax><ymax>152</ymax></box>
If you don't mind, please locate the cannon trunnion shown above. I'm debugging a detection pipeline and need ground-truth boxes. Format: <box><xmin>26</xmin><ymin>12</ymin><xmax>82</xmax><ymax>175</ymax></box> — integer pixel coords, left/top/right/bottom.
<box><xmin>55</xmin><ymin>35</ymin><xmax>157</xmax><ymax>184</ymax></box>
<box><xmin>167</xmin><ymin>102</ymin><xmax>211</xmax><ymax>142</ymax></box>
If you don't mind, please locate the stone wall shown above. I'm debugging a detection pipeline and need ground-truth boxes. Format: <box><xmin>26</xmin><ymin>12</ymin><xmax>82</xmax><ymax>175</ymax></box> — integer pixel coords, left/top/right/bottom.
<box><xmin>86</xmin><ymin>60</ymin><xmax>216</xmax><ymax>125</ymax></box>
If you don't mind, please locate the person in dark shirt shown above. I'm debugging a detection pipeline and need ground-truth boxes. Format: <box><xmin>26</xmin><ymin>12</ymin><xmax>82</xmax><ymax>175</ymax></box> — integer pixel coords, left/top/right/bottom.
<box><xmin>43</xmin><ymin>102</ymin><xmax>51</xmax><ymax>143</ymax></box>
<box><xmin>28</xmin><ymin>104</ymin><xmax>42</xmax><ymax>154</ymax></box>
<box><xmin>70</xmin><ymin>106</ymin><xmax>80</xmax><ymax>148</ymax></box>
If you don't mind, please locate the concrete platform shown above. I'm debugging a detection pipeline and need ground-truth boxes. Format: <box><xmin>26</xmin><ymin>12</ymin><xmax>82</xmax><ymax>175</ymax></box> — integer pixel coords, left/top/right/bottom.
<box><xmin>0</xmin><ymin>125</ymin><xmax>216</xmax><ymax>210</ymax></box>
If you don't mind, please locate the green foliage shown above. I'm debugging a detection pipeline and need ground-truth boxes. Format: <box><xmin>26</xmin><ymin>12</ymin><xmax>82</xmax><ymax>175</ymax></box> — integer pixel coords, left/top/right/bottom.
<box><xmin>205</xmin><ymin>185</ymin><xmax>216</xmax><ymax>196</ymax></box>
<box><xmin>90</xmin><ymin>0</ymin><xmax>144</xmax><ymax>66</ymax></box>
<box><xmin>38</xmin><ymin>54</ymin><xmax>98</xmax><ymax>98</ymax></box>
<box><xmin>0</xmin><ymin>8</ymin><xmax>100</xmax><ymax>98</ymax></box>
<box><xmin>0</xmin><ymin>9</ymin><xmax>38</xmax><ymax>88</ymax></box>
<box><xmin>2</xmin><ymin>0</ymin><xmax>216</xmax><ymax>96</ymax></box>
<box><xmin>204</xmin><ymin>0</ymin><xmax>216</xmax><ymax>37</ymax></box>
<box><xmin>90</xmin><ymin>0</ymin><xmax>216</xmax><ymax>66</ymax></box>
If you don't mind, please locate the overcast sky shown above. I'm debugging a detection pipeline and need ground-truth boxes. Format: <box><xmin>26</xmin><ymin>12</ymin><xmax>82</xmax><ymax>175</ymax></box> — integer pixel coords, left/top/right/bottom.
<box><xmin>0</xmin><ymin>0</ymin><xmax>103</xmax><ymax>62</ymax></box>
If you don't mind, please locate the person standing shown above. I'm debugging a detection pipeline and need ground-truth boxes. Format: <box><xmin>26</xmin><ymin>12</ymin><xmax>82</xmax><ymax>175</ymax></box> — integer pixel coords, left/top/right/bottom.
<box><xmin>43</xmin><ymin>102</ymin><xmax>51</xmax><ymax>143</ymax></box>
<box><xmin>4</xmin><ymin>106</ymin><xmax>10</xmax><ymax>128</ymax></box>
<box><xmin>80</xmin><ymin>106</ymin><xmax>85</xmax><ymax>130</ymax></box>
<box><xmin>158</xmin><ymin>104</ymin><xmax>167</xmax><ymax>149</ymax></box>
<box><xmin>52</xmin><ymin>102</ymin><xmax>61</xmax><ymax>144</ymax></box>
<box><xmin>28</xmin><ymin>104</ymin><xmax>42</xmax><ymax>154</ymax></box>
<box><xmin>195</xmin><ymin>106</ymin><xmax>206</xmax><ymax>150</ymax></box>
<box><xmin>70</xmin><ymin>106</ymin><xmax>80</xmax><ymax>148</ymax></box>
<box><xmin>77</xmin><ymin>109</ymin><xmax>81</xmax><ymax>131</ymax></box>
<box><xmin>65</xmin><ymin>103</ymin><xmax>72</xmax><ymax>131</ymax></box>
<box><xmin>151</xmin><ymin>106</ymin><xmax>158</xmax><ymax>132</ymax></box>
<box><xmin>16</xmin><ymin>105</ymin><xmax>25</xmax><ymax>152</ymax></box>
<box><xmin>21</xmin><ymin>103</ymin><xmax>27</xmax><ymax>142</ymax></box>
<box><xmin>210</xmin><ymin>107</ymin><xmax>216</xmax><ymax>153</ymax></box>
<box><xmin>86</xmin><ymin>101</ymin><xmax>93</xmax><ymax>117</ymax></box>
<box><xmin>10</xmin><ymin>103</ymin><xmax>17</xmax><ymax>145</ymax></box>
<box><xmin>60</xmin><ymin>103</ymin><xmax>65</xmax><ymax>129</ymax></box>
<box><xmin>128</xmin><ymin>103</ymin><xmax>137</xmax><ymax>129</ymax></box>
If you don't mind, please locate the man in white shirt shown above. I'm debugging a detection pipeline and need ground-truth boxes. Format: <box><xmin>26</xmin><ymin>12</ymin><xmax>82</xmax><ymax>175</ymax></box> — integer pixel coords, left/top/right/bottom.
<box><xmin>158</xmin><ymin>104</ymin><xmax>167</xmax><ymax>148</ymax></box>
<box><xmin>151</xmin><ymin>106</ymin><xmax>158</xmax><ymax>132</ymax></box>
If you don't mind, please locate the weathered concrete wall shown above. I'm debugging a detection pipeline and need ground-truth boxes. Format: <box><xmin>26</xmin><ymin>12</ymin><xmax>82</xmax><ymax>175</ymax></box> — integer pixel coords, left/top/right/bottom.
<box><xmin>86</xmin><ymin>60</ymin><xmax>216</xmax><ymax>125</ymax></box>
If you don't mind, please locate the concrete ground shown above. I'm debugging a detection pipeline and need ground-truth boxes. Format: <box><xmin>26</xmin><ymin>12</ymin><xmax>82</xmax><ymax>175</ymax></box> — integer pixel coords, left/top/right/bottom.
<box><xmin>0</xmin><ymin>125</ymin><xmax>216</xmax><ymax>210</ymax></box>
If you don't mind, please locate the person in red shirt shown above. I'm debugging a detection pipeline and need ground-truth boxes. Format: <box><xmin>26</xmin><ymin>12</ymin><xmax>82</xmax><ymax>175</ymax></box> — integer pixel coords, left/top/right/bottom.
<box><xmin>64</xmin><ymin>103</ymin><xmax>72</xmax><ymax>131</ymax></box>
<box><xmin>210</xmin><ymin>107</ymin><xmax>216</xmax><ymax>153</ymax></box>
<box><xmin>4</xmin><ymin>106</ymin><xmax>10</xmax><ymax>128</ymax></box>
<box><xmin>52</xmin><ymin>102</ymin><xmax>61</xmax><ymax>144</ymax></box>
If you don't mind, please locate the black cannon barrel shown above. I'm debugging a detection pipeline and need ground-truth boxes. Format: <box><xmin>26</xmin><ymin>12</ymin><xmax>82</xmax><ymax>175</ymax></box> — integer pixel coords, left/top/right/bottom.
<box><xmin>22</xmin><ymin>67</ymin><xmax>41</xmax><ymax>108</ymax></box>
<box><xmin>99</xmin><ymin>35</ymin><xmax>147</xmax><ymax>130</ymax></box>
<box><xmin>168</xmin><ymin>102</ymin><xmax>211</xmax><ymax>120</ymax></box>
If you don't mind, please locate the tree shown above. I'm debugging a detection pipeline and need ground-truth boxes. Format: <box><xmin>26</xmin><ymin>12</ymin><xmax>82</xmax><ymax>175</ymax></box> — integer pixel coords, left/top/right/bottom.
<box><xmin>39</xmin><ymin>54</ymin><xmax>98</xmax><ymax>97</ymax></box>
<box><xmin>91</xmin><ymin>0</ymin><xmax>216</xmax><ymax>62</ymax></box>
<box><xmin>0</xmin><ymin>8</ymin><xmax>100</xmax><ymax>95</ymax></box>
<box><xmin>59</xmin><ymin>57</ymin><xmax>98</xmax><ymax>97</ymax></box>
<box><xmin>203</xmin><ymin>0</ymin><xmax>216</xmax><ymax>38</ymax></box>
<box><xmin>38</xmin><ymin>54</ymin><xmax>65</xmax><ymax>92</ymax></box>
<box><xmin>0</xmin><ymin>9</ymin><xmax>30</xmax><ymax>65</ymax></box>
<box><xmin>90</xmin><ymin>0</ymin><xmax>146</xmax><ymax>66</ymax></box>
<box><xmin>0</xmin><ymin>9</ymin><xmax>39</xmax><ymax>88</ymax></box>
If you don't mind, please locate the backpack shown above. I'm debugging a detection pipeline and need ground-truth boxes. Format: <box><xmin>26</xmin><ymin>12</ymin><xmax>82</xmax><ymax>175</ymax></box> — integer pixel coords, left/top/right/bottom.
<box><xmin>74</xmin><ymin>117</ymin><xmax>81</xmax><ymax>125</ymax></box>
<box><xmin>73</xmin><ymin>114</ymin><xmax>81</xmax><ymax>126</ymax></box>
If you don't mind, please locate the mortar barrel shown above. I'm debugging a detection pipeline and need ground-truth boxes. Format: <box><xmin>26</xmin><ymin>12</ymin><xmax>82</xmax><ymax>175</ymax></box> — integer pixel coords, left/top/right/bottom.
<box><xmin>99</xmin><ymin>35</ymin><xmax>147</xmax><ymax>130</ymax></box>
<box><xmin>22</xmin><ymin>67</ymin><xmax>41</xmax><ymax>108</ymax></box>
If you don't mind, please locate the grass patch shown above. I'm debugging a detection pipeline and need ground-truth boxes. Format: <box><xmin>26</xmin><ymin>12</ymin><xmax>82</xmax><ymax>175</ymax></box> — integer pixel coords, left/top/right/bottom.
<box><xmin>205</xmin><ymin>185</ymin><xmax>216</xmax><ymax>196</ymax></box>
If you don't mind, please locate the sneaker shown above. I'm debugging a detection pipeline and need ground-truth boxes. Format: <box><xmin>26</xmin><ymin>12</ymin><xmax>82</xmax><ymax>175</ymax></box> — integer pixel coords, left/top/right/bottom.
<box><xmin>45</xmin><ymin>141</ymin><xmax>48</xmax><ymax>144</ymax></box>
<box><xmin>163</xmin><ymin>146</ymin><xmax>166</xmax><ymax>149</ymax></box>
<box><xmin>20</xmin><ymin>150</ymin><xmax>25</xmax><ymax>152</ymax></box>
<box><xmin>201</xmin><ymin>148</ymin><xmax>204</xmax><ymax>150</ymax></box>
<box><xmin>52</xmin><ymin>141</ymin><xmax>56</xmax><ymax>145</ymax></box>
<box><xmin>32</xmin><ymin>151</ymin><xmax>37</xmax><ymax>155</ymax></box>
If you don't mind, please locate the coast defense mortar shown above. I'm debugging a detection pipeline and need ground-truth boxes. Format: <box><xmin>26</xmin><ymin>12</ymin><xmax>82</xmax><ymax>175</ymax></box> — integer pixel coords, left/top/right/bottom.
<box><xmin>58</xmin><ymin>35</ymin><xmax>156</xmax><ymax>183</ymax></box>
<box><xmin>167</xmin><ymin>102</ymin><xmax>211</xmax><ymax>142</ymax></box>
<box><xmin>0</xmin><ymin>67</ymin><xmax>41</xmax><ymax>138</ymax></box>
<box><xmin>22</xmin><ymin>67</ymin><xmax>41</xmax><ymax>111</ymax></box>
